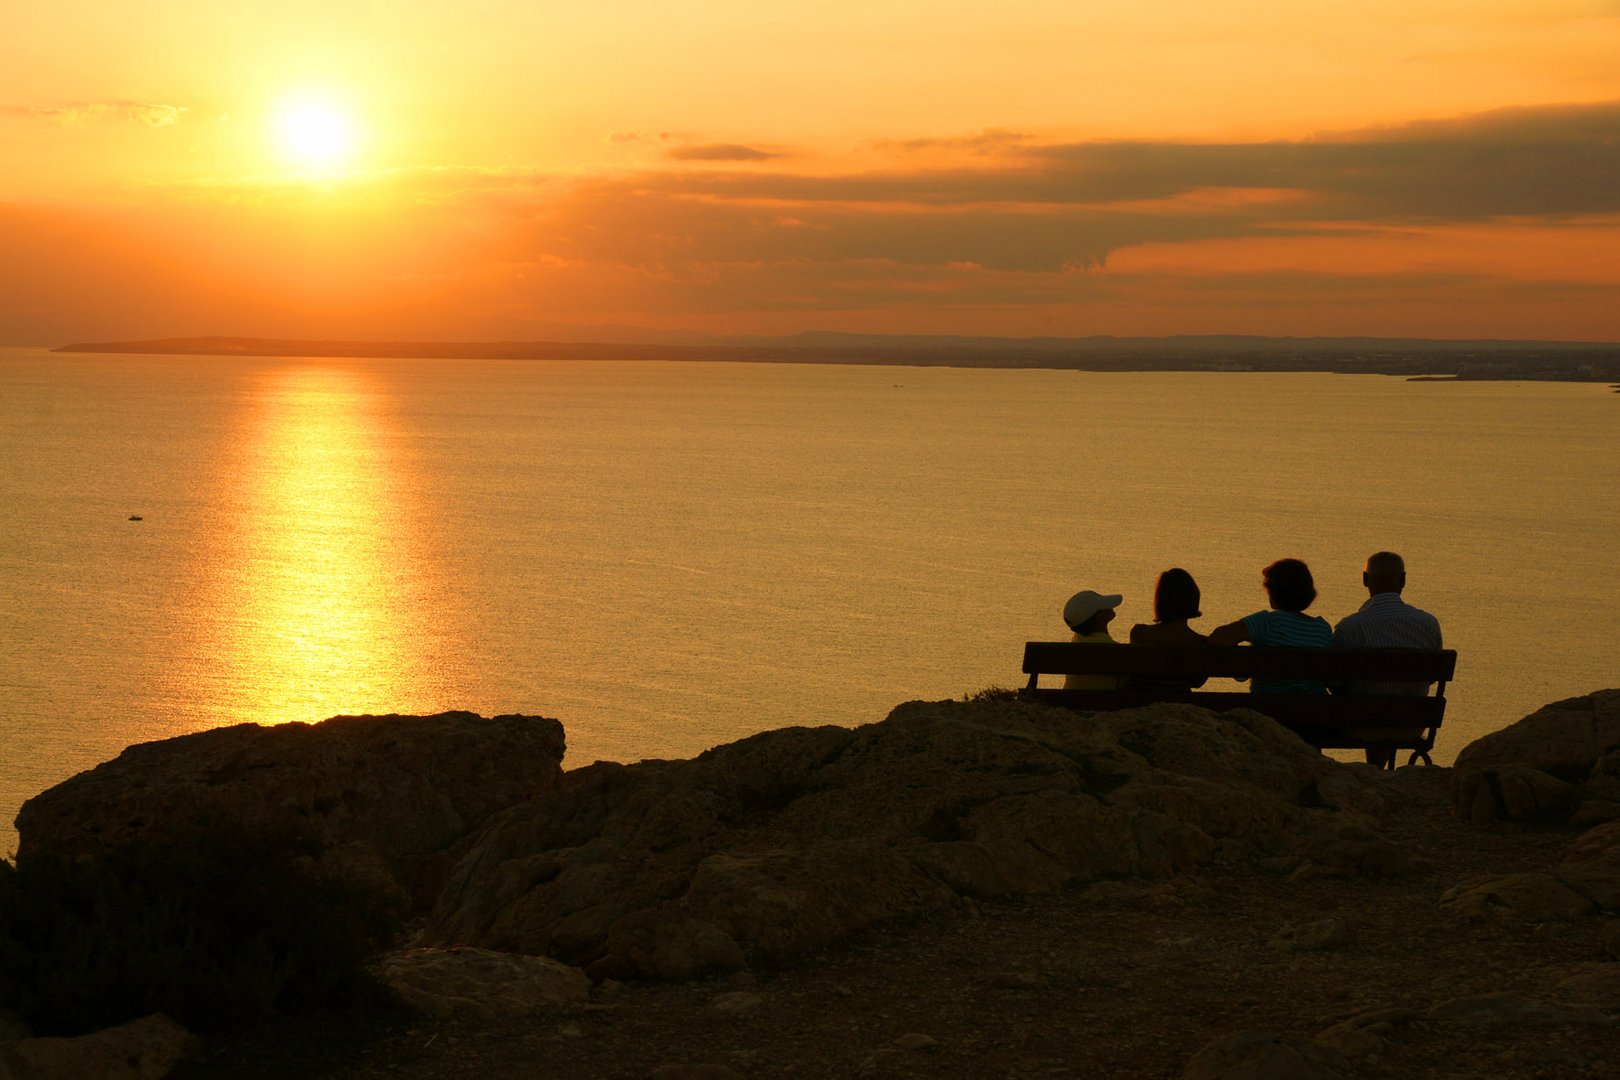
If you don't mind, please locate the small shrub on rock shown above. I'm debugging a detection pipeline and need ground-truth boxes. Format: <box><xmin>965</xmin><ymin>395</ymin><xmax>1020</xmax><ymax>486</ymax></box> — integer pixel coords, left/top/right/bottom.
<box><xmin>961</xmin><ymin>686</ymin><xmax>1021</xmax><ymax>704</ymax></box>
<box><xmin>0</xmin><ymin>822</ymin><xmax>401</xmax><ymax>1036</ymax></box>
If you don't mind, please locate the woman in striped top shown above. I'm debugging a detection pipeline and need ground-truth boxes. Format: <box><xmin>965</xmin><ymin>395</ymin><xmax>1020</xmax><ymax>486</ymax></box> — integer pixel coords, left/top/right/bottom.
<box><xmin>1208</xmin><ymin>558</ymin><xmax>1332</xmax><ymax>694</ymax></box>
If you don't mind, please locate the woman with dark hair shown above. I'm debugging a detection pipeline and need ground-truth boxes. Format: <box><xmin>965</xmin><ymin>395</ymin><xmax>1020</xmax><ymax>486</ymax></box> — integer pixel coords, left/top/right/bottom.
<box><xmin>1127</xmin><ymin>567</ymin><xmax>1208</xmax><ymax>690</ymax></box>
<box><xmin>1129</xmin><ymin>568</ymin><xmax>1207</xmax><ymax>647</ymax></box>
<box><xmin>1209</xmin><ymin>558</ymin><xmax>1332</xmax><ymax>693</ymax></box>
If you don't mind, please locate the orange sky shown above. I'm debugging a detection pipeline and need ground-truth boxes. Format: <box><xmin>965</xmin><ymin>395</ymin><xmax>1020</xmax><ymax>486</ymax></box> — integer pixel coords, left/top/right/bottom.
<box><xmin>3</xmin><ymin>1</ymin><xmax>1618</xmax><ymax>344</ymax></box>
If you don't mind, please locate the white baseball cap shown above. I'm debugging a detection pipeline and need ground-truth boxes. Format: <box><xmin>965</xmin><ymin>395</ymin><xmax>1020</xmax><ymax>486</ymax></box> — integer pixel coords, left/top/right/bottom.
<box><xmin>1063</xmin><ymin>589</ymin><xmax>1123</xmax><ymax>630</ymax></box>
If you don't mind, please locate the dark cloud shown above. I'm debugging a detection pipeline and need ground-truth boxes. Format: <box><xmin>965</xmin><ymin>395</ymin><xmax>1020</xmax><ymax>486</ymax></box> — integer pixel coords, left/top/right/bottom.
<box><xmin>667</xmin><ymin>143</ymin><xmax>783</xmax><ymax>162</ymax></box>
<box><xmin>1033</xmin><ymin>100</ymin><xmax>1620</xmax><ymax>218</ymax></box>
<box><xmin>608</xmin><ymin>101</ymin><xmax>1620</xmax><ymax>222</ymax></box>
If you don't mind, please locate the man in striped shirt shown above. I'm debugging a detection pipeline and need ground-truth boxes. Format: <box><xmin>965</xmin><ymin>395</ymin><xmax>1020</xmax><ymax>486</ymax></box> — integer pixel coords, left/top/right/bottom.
<box><xmin>1332</xmin><ymin>551</ymin><xmax>1444</xmax><ymax>765</ymax></box>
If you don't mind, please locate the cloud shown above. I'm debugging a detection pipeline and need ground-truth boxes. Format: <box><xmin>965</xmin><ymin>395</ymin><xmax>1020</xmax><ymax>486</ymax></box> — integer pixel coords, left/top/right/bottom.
<box><xmin>667</xmin><ymin>143</ymin><xmax>783</xmax><ymax>162</ymax></box>
<box><xmin>8</xmin><ymin>101</ymin><xmax>1618</xmax><ymax>343</ymax></box>
<box><xmin>1026</xmin><ymin>101</ymin><xmax>1620</xmax><ymax>219</ymax></box>
<box><xmin>22</xmin><ymin>101</ymin><xmax>189</xmax><ymax>127</ymax></box>
<box><xmin>872</xmin><ymin>128</ymin><xmax>1034</xmax><ymax>157</ymax></box>
<box><xmin>580</xmin><ymin>100</ymin><xmax>1618</xmax><ymax>239</ymax></box>
<box><xmin>177</xmin><ymin>100</ymin><xmax>1620</xmax><ymax>282</ymax></box>
<box><xmin>220</xmin><ymin>99</ymin><xmax>1620</xmax><ymax>300</ymax></box>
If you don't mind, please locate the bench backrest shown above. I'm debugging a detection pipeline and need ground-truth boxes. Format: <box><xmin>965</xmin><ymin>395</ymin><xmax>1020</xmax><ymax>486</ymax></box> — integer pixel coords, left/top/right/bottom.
<box><xmin>1022</xmin><ymin>643</ymin><xmax>1456</xmax><ymax>691</ymax></box>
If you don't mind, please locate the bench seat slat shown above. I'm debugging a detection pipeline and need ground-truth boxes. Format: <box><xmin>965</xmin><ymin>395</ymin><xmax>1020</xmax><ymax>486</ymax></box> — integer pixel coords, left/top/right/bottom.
<box><xmin>1021</xmin><ymin>643</ymin><xmax>1456</xmax><ymax>683</ymax></box>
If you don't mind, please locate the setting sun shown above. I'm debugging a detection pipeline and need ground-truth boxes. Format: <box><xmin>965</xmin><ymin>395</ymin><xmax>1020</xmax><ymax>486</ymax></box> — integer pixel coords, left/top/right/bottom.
<box><xmin>272</xmin><ymin>96</ymin><xmax>355</xmax><ymax>169</ymax></box>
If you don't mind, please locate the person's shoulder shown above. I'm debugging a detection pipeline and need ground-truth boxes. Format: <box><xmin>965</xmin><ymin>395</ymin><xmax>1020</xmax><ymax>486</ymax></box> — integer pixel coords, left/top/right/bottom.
<box><xmin>1335</xmin><ymin>606</ymin><xmax>1369</xmax><ymax>629</ymax></box>
<box><xmin>1397</xmin><ymin>598</ymin><xmax>1443</xmax><ymax>631</ymax></box>
<box><xmin>1273</xmin><ymin>610</ymin><xmax>1331</xmax><ymax>643</ymax></box>
<box><xmin>1128</xmin><ymin>622</ymin><xmax>1153</xmax><ymax>644</ymax></box>
<box><xmin>1410</xmin><ymin>603</ymin><xmax>1443</xmax><ymax>643</ymax></box>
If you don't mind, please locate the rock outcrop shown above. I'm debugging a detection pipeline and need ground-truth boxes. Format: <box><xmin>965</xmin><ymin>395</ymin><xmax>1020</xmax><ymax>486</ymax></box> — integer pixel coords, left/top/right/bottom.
<box><xmin>1183</xmin><ymin>1030</ymin><xmax>1350</xmax><ymax>1080</ymax></box>
<box><xmin>426</xmin><ymin>697</ymin><xmax>1384</xmax><ymax>980</ymax></box>
<box><xmin>0</xmin><ymin>1014</ymin><xmax>195</xmax><ymax>1080</ymax></box>
<box><xmin>1453</xmin><ymin>690</ymin><xmax>1620</xmax><ymax>826</ymax></box>
<box><xmin>1440</xmin><ymin>817</ymin><xmax>1620</xmax><ymax>922</ymax></box>
<box><xmin>15</xmin><ymin>688</ymin><xmax>1620</xmax><ymax>1079</ymax></box>
<box><xmin>377</xmin><ymin>948</ymin><xmax>589</xmax><ymax>1020</ymax></box>
<box><xmin>14</xmin><ymin>712</ymin><xmax>565</xmax><ymax>910</ymax></box>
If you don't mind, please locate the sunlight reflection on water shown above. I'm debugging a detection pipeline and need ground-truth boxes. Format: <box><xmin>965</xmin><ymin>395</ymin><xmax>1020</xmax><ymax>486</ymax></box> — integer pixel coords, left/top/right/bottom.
<box><xmin>201</xmin><ymin>365</ymin><xmax>413</xmax><ymax>724</ymax></box>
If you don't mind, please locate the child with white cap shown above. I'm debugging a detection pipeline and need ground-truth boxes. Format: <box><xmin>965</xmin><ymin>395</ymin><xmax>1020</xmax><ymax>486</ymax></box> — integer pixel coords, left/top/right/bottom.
<box><xmin>1062</xmin><ymin>589</ymin><xmax>1123</xmax><ymax>690</ymax></box>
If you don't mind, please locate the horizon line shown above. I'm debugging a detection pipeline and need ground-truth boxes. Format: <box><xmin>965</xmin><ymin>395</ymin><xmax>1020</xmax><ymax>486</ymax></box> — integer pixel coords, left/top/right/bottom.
<box><xmin>44</xmin><ymin>331</ymin><xmax>1620</xmax><ymax>353</ymax></box>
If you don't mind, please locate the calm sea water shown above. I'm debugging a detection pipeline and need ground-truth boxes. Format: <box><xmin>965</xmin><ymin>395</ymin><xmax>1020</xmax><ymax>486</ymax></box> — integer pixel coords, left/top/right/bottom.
<box><xmin>3</xmin><ymin>347</ymin><xmax>1617</xmax><ymax>854</ymax></box>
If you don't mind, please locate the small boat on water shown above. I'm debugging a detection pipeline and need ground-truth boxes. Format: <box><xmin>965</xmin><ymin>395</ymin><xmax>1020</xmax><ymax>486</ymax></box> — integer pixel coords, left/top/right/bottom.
<box><xmin>128</xmin><ymin>515</ymin><xmax>143</xmax><ymax>521</ymax></box>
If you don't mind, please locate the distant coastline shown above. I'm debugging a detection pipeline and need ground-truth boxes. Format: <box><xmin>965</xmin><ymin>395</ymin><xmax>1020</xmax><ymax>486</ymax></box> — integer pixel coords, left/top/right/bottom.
<box><xmin>53</xmin><ymin>333</ymin><xmax>1620</xmax><ymax>384</ymax></box>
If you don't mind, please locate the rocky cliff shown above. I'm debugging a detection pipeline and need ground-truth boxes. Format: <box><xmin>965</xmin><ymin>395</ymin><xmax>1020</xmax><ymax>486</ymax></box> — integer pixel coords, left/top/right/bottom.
<box><xmin>425</xmin><ymin>698</ymin><xmax>1384</xmax><ymax>980</ymax></box>
<box><xmin>9</xmin><ymin>692</ymin><xmax>1620</xmax><ymax>1079</ymax></box>
<box><xmin>14</xmin><ymin>711</ymin><xmax>566</xmax><ymax>912</ymax></box>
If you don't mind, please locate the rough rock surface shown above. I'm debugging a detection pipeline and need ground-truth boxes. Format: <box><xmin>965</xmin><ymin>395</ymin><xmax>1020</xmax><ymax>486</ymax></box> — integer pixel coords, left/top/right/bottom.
<box><xmin>427</xmin><ymin>698</ymin><xmax>1381</xmax><ymax>980</ymax></box>
<box><xmin>1439</xmin><ymin>817</ymin><xmax>1620</xmax><ymax>922</ymax></box>
<box><xmin>0</xmin><ymin>1013</ymin><xmax>195</xmax><ymax>1080</ymax></box>
<box><xmin>1182</xmin><ymin>1030</ymin><xmax>1350</xmax><ymax>1079</ymax></box>
<box><xmin>158</xmin><ymin>690</ymin><xmax>1620</xmax><ymax>1078</ymax></box>
<box><xmin>1454</xmin><ymin>690</ymin><xmax>1620</xmax><ymax>826</ymax></box>
<box><xmin>179</xmin><ymin>761</ymin><xmax>1620</xmax><ymax>1080</ymax></box>
<box><xmin>377</xmin><ymin>948</ymin><xmax>589</xmax><ymax>1021</ymax></box>
<box><xmin>14</xmin><ymin>712</ymin><xmax>565</xmax><ymax>910</ymax></box>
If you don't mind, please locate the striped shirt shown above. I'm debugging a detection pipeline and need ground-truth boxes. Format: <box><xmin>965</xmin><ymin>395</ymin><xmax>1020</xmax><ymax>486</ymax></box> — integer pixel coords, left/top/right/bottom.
<box><xmin>1332</xmin><ymin>593</ymin><xmax>1443</xmax><ymax>695</ymax></box>
<box><xmin>1239</xmin><ymin>609</ymin><xmax>1333</xmax><ymax>694</ymax></box>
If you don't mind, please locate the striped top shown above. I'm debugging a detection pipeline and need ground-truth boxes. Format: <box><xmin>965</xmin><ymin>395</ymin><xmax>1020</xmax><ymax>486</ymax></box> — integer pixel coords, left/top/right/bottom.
<box><xmin>1332</xmin><ymin>593</ymin><xmax>1443</xmax><ymax>695</ymax></box>
<box><xmin>1239</xmin><ymin>609</ymin><xmax>1333</xmax><ymax>694</ymax></box>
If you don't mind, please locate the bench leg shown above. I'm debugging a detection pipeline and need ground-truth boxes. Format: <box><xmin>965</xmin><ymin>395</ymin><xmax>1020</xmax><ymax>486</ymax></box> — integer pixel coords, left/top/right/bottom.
<box><xmin>1406</xmin><ymin>749</ymin><xmax>1433</xmax><ymax>767</ymax></box>
<box><xmin>1364</xmin><ymin>746</ymin><xmax>1397</xmax><ymax>771</ymax></box>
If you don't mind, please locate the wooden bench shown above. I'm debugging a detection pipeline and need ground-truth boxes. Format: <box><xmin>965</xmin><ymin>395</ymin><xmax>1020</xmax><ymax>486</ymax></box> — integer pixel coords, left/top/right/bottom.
<box><xmin>1020</xmin><ymin>643</ymin><xmax>1458</xmax><ymax>767</ymax></box>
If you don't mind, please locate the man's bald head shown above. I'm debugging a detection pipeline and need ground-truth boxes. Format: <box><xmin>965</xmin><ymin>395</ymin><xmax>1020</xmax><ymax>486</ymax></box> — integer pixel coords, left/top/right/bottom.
<box><xmin>1364</xmin><ymin>551</ymin><xmax>1406</xmax><ymax>595</ymax></box>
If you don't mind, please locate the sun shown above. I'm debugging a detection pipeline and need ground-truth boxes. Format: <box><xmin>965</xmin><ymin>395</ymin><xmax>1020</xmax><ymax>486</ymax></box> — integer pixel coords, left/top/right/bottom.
<box><xmin>272</xmin><ymin>95</ymin><xmax>357</xmax><ymax>170</ymax></box>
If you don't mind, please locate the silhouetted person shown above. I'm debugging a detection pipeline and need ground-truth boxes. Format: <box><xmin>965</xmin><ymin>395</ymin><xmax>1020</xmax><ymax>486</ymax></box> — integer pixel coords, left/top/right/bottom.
<box><xmin>1333</xmin><ymin>551</ymin><xmax>1444</xmax><ymax>767</ymax></box>
<box><xmin>1209</xmin><ymin>558</ymin><xmax>1331</xmax><ymax>693</ymax></box>
<box><xmin>1062</xmin><ymin>589</ymin><xmax>1122</xmax><ymax>690</ymax></box>
<box><xmin>1127</xmin><ymin>568</ymin><xmax>1208</xmax><ymax>690</ymax></box>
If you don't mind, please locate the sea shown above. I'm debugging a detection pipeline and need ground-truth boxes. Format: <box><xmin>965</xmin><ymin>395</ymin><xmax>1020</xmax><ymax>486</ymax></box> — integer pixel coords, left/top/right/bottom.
<box><xmin>3</xmin><ymin>346</ymin><xmax>1617</xmax><ymax>855</ymax></box>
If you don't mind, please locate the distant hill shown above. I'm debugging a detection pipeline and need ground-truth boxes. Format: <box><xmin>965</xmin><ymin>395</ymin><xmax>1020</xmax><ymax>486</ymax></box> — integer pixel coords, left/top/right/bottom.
<box><xmin>52</xmin><ymin>333</ymin><xmax>1620</xmax><ymax>382</ymax></box>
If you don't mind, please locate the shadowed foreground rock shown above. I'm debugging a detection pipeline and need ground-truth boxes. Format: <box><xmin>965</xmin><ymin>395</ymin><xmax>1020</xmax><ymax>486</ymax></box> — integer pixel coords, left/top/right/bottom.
<box><xmin>18</xmin><ymin>689</ymin><xmax>1620</xmax><ymax>1078</ymax></box>
<box><xmin>377</xmin><ymin>948</ymin><xmax>589</xmax><ymax>1021</ymax></box>
<box><xmin>1183</xmin><ymin>1030</ymin><xmax>1350</xmax><ymax>1079</ymax></box>
<box><xmin>427</xmin><ymin>697</ymin><xmax>1385</xmax><ymax>980</ymax></box>
<box><xmin>1453</xmin><ymin>689</ymin><xmax>1620</xmax><ymax>827</ymax></box>
<box><xmin>0</xmin><ymin>1013</ymin><xmax>196</xmax><ymax>1080</ymax></box>
<box><xmin>15</xmin><ymin>712</ymin><xmax>565</xmax><ymax>910</ymax></box>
